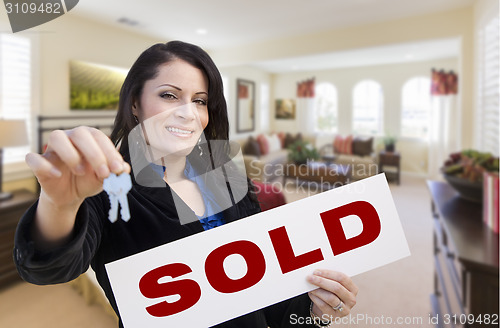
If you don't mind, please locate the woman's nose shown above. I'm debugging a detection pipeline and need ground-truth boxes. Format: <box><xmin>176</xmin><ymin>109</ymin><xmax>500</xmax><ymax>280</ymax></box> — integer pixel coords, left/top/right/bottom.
<box><xmin>174</xmin><ymin>103</ymin><xmax>197</xmax><ymax>121</ymax></box>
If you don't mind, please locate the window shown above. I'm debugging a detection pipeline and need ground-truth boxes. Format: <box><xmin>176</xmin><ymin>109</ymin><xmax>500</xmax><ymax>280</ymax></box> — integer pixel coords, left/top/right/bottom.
<box><xmin>314</xmin><ymin>82</ymin><xmax>338</xmax><ymax>133</ymax></box>
<box><xmin>0</xmin><ymin>33</ymin><xmax>31</xmax><ymax>163</ymax></box>
<box><xmin>476</xmin><ymin>15</ymin><xmax>499</xmax><ymax>156</ymax></box>
<box><xmin>352</xmin><ymin>80</ymin><xmax>383</xmax><ymax>135</ymax></box>
<box><xmin>401</xmin><ymin>77</ymin><xmax>431</xmax><ymax>139</ymax></box>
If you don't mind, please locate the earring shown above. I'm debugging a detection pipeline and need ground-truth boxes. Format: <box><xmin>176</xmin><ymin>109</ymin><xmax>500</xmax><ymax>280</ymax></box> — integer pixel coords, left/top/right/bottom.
<box><xmin>133</xmin><ymin>115</ymin><xmax>139</xmax><ymax>124</ymax></box>
<box><xmin>198</xmin><ymin>138</ymin><xmax>203</xmax><ymax>156</ymax></box>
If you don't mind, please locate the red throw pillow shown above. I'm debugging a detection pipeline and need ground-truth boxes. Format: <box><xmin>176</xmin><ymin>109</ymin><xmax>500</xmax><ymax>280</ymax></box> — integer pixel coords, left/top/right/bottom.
<box><xmin>333</xmin><ymin>135</ymin><xmax>343</xmax><ymax>153</ymax></box>
<box><xmin>343</xmin><ymin>135</ymin><xmax>353</xmax><ymax>154</ymax></box>
<box><xmin>256</xmin><ymin>134</ymin><xmax>269</xmax><ymax>155</ymax></box>
<box><xmin>333</xmin><ymin>135</ymin><xmax>353</xmax><ymax>154</ymax></box>
<box><xmin>277</xmin><ymin>132</ymin><xmax>285</xmax><ymax>148</ymax></box>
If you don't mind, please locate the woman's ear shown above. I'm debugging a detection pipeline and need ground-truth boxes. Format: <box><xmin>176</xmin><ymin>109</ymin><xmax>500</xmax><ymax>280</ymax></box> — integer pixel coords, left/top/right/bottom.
<box><xmin>132</xmin><ymin>102</ymin><xmax>138</xmax><ymax>115</ymax></box>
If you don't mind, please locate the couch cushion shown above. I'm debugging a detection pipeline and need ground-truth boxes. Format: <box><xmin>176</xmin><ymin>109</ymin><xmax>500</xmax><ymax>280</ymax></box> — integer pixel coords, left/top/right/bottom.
<box><xmin>284</xmin><ymin>133</ymin><xmax>295</xmax><ymax>148</ymax></box>
<box><xmin>267</xmin><ymin>134</ymin><xmax>282</xmax><ymax>153</ymax></box>
<box><xmin>277</xmin><ymin>132</ymin><xmax>285</xmax><ymax>148</ymax></box>
<box><xmin>334</xmin><ymin>135</ymin><xmax>353</xmax><ymax>154</ymax></box>
<box><xmin>260</xmin><ymin>149</ymin><xmax>289</xmax><ymax>165</ymax></box>
<box><xmin>243</xmin><ymin>136</ymin><xmax>261</xmax><ymax>157</ymax></box>
<box><xmin>352</xmin><ymin>136</ymin><xmax>373</xmax><ymax>156</ymax></box>
<box><xmin>256</xmin><ymin>134</ymin><xmax>269</xmax><ymax>155</ymax></box>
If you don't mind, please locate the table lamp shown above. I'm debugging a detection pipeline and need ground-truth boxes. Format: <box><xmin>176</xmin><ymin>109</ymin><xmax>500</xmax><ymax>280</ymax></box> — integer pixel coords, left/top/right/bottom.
<box><xmin>0</xmin><ymin>119</ymin><xmax>28</xmax><ymax>201</ymax></box>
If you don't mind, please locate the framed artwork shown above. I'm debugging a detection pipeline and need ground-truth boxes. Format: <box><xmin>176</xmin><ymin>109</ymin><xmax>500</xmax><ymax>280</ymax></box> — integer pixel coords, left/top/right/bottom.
<box><xmin>236</xmin><ymin>79</ymin><xmax>255</xmax><ymax>133</ymax></box>
<box><xmin>275</xmin><ymin>99</ymin><xmax>296</xmax><ymax>119</ymax></box>
<box><xmin>70</xmin><ymin>60</ymin><xmax>128</xmax><ymax>110</ymax></box>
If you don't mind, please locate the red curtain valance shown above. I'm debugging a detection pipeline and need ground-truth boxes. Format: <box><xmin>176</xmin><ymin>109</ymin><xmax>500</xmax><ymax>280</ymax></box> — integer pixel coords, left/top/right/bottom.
<box><xmin>431</xmin><ymin>68</ymin><xmax>458</xmax><ymax>95</ymax></box>
<box><xmin>297</xmin><ymin>78</ymin><xmax>315</xmax><ymax>98</ymax></box>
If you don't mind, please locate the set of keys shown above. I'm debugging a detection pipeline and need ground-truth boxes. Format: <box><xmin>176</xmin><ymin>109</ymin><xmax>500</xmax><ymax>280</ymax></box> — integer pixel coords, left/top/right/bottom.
<box><xmin>103</xmin><ymin>173</ymin><xmax>132</xmax><ymax>223</ymax></box>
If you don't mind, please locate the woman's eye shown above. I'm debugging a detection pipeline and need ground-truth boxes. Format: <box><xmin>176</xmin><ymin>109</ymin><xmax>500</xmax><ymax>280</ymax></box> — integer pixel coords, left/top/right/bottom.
<box><xmin>193</xmin><ymin>98</ymin><xmax>207</xmax><ymax>106</ymax></box>
<box><xmin>160</xmin><ymin>92</ymin><xmax>177</xmax><ymax>100</ymax></box>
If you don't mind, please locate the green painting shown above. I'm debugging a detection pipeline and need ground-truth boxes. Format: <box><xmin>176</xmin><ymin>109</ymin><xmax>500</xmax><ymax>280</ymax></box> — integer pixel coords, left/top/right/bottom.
<box><xmin>70</xmin><ymin>60</ymin><xmax>128</xmax><ymax>110</ymax></box>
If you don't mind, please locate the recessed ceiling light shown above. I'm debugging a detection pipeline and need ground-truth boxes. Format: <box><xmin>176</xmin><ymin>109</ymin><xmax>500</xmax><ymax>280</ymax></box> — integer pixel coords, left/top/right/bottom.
<box><xmin>196</xmin><ymin>28</ymin><xmax>208</xmax><ymax>35</ymax></box>
<box><xmin>117</xmin><ymin>17</ymin><xmax>139</xmax><ymax>26</ymax></box>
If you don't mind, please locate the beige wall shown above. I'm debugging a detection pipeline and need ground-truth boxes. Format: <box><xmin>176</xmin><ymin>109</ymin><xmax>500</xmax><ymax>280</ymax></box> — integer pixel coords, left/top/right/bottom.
<box><xmin>212</xmin><ymin>7</ymin><xmax>475</xmax><ymax>150</ymax></box>
<box><xmin>0</xmin><ymin>13</ymin><xmax>162</xmax><ymax>189</ymax></box>
<box><xmin>37</xmin><ymin>14</ymin><xmax>162</xmax><ymax>115</ymax></box>
<box><xmin>219</xmin><ymin>66</ymin><xmax>272</xmax><ymax>140</ymax></box>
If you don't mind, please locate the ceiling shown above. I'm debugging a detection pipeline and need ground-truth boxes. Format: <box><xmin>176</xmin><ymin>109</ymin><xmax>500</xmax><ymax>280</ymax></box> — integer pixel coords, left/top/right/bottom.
<box><xmin>70</xmin><ymin>0</ymin><xmax>474</xmax><ymax>72</ymax></box>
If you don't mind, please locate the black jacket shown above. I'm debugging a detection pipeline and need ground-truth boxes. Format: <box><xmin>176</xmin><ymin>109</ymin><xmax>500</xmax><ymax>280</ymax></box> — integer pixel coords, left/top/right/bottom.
<box><xmin>14</xmin><ymin>147</ymin><xmax>314</xmax><ymax>327</ymax></box>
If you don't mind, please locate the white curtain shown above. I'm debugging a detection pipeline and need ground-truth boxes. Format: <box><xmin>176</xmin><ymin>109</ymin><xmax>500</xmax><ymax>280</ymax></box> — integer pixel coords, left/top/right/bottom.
<box><xmin>428</xmin><ymin>95</ymin><xmax>460</xmax><ymax>179</ymax></box>
<box><xmin>297</xmin><ymin>97</ymin><xmax>315</xmax><ymax>134</ymax></box>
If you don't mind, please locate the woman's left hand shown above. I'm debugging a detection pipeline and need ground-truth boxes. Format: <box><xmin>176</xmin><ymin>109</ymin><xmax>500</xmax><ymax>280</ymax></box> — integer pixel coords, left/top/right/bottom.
<box><xmin>307</xmin><ymin>269</ymin><xmax>358</xmax><ymax>321</ymax></box>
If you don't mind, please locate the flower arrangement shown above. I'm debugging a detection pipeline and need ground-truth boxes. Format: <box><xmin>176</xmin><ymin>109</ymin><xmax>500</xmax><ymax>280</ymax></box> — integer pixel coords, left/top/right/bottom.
<box><xmin>287</xmin><ymin>139</ymin><xmax>319</xmax><ymax>165</ymax></box>
<box><xmin>442</xmin><ymin>149</ymin><xmax>499</xmax><ymax>182</ymax></box>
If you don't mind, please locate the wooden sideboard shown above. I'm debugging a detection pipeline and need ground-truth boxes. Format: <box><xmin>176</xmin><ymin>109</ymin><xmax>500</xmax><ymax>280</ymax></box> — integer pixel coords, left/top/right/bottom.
<box><xmin>0</xmin><ymin>189</ymin><xmax>37</xmax><ymax>289</ymax></box>
<box><xmin>428</xmin><ymin>181</ymin><xmax>499</xmax><ymax>328</ymax></box>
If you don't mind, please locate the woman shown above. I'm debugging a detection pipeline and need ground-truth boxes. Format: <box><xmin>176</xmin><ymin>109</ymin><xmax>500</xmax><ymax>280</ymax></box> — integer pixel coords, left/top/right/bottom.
<box><xmin>15</xmin><ymin>41</ymin><xmax>357</xmax><ymax>327</ymax></box>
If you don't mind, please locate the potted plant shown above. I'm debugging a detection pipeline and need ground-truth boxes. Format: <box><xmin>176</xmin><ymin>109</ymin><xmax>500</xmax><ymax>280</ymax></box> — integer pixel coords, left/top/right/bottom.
<box><xmin>287</xmin><ymin>139</ymin><xmax>319</xmax><ymax>165</ymax></box>
<box><xmin>383</xmin><ymin>135</ymin><xmax>397</xmax><ymax>152</ymax></box>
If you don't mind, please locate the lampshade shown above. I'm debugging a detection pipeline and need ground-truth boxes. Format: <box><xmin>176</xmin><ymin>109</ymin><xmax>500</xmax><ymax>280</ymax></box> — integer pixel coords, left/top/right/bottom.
<box><xmin>0</xmin><ymin>119</ymin><xmax>28</xmax><ymax>148</ymax></box>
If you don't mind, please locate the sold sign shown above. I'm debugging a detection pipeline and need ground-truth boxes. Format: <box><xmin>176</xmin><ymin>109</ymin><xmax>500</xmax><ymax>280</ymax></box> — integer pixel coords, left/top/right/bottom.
<box><xmin>106</xmin><ymin>174</ymin><xmax>410</xmax><ymax>327</ymax></box>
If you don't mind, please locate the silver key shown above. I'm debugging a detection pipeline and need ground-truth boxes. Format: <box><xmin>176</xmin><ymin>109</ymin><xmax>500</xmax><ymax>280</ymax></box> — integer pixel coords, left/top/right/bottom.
<box><xmin>103</xmin><ymin>173</ymin><xmax>132</xmax><ymax>223</ymax></box>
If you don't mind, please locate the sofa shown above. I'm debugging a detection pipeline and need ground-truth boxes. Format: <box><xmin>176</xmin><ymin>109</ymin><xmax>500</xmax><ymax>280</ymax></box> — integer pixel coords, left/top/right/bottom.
<box><xmin>237</xmin><ymin>132</ymin><xmax>313</xmax><ymax>183</ymax></box>
<box><xmin>326</xmin><ymin>135</ymin><xmax>378</xmax><ymax>180</ymax></box>
<box><xmin>237</xmin><ymin>133</ymin><xmax>378</xmax><ymax>183</ymax></box>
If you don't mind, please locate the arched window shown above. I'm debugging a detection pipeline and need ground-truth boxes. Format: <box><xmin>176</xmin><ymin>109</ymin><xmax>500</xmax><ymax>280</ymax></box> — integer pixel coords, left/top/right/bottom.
<box><xmin>314</xmin><ymin>82</ymin><xmax>338</xmax><ymax>133</ymax></box>
<box><xmin>352</xmin><ymin>80</ymin><xmax>383</xmax><ymax>135</ymax></box>
<box><xmin>401</xmin><ymin>77</ymin><xmax>431</xmax><ymax>139</ymax></box>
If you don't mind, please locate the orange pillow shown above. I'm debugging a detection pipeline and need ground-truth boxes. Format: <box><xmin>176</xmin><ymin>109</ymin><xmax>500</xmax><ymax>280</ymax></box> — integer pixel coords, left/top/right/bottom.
<box><xmin>256</xmin><ymin>134</ymin><xmax>269</xmax><ymax>155</ymax></box>
<box><xmin>277</xmin><ymin>132</ymin><xmax>285</xmax><ymax>148</ymax></box>
<box><xmin>333</xmin><ymin>135</ymin><xmax>353</xmax><ymax>154</ymax></box>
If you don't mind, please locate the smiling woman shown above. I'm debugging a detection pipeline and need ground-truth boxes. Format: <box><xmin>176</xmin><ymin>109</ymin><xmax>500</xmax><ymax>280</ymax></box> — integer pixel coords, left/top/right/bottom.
<box><xmin>14</xmin><ymin>40</ymin><xmax>358</xmax><ymax>328</ymax></box>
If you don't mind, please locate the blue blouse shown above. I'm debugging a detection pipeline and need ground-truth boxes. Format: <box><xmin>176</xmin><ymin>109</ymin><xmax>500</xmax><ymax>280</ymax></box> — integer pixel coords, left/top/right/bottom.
<box><xmin>150</xmin><ymin>161</ymin><xmax>226</xmax><ymax>230</ymax></box>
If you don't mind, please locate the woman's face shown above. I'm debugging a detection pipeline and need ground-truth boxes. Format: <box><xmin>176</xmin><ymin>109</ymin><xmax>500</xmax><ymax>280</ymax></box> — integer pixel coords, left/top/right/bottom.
<box><xmin>134</xmin><ymin>59</ymin><xmax>209</xmax><ymax>160</ymax></box>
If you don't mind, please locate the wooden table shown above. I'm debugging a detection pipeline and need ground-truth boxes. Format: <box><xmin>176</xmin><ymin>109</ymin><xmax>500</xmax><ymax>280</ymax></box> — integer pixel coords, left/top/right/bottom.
<box><xmin>379</xmin><ymin>151</ymin><xmax>400</xmax><ymax>184</ymax></box>
<box><xmin>283</xmin><ymin>161</ymin><xmax>351</xmax><ymax>190</ymax></box>
<box><xmin>427</xmin><ymin>181</ymin><xmax>499</xmax><ymax>328</ymax></box>
<box><xmin>0</xmin><ymin>189</ymin><xmax>37</xmax><ymax>289</ymax></box>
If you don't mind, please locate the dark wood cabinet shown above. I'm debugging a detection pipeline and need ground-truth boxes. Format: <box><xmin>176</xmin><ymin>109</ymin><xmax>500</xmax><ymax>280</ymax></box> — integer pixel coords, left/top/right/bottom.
<box><xmin>0</xmin><ymin>189</ymin><xmax>37</xmax><ymax>289</ymax></box>
<box><xmin>428</xmin><ymin>181</ymin><xmax>499</xmax><ymax>328</ymax></box>
<box><xmin>379</xmin><ymin>151</ymin><xmax>400</xmax><ymax>184</ymax></box>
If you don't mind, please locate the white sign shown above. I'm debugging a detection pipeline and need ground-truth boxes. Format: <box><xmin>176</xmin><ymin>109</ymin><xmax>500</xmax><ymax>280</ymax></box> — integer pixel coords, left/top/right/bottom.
<box><xmin>106</xmin><ymin>174</ymin><xmax>410</xmax><ymax>328</ymax></box>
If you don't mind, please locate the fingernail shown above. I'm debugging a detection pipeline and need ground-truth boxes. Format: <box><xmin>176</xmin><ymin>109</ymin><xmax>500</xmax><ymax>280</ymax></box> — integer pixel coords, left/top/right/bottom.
<box><xmin>314</xmin><ymin>270</ymin><xmax>322</xmax><ymax>276</ymax></box>
<box><xmin>307</xmin><ymin>275</ymin><xmax>319</xmax><ymax>283</ymax></box>
<box><xmin>50</xmin><ymin>167</ymin><xmax>62</xmax><ymax>177</ymax></box>
<box><xmin>97</xmin><ymin>163</ymin><xmax>109</xmax><ymax>178</ymax></box>
<box><xmin>75</xmin><ymin>164</ymin><xmax>85</xmax><ymax>175</ymax></box>
<box><xmin>110</xmin><ymin>160</ymin><xmax>122</xmax><ymax>173</ymax></box>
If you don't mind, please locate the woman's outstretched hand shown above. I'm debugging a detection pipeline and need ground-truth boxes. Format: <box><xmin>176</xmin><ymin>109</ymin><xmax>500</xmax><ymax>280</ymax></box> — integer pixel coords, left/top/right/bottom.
<box><xmin>25</xmin><ymin>126</ymin><xmax>130</xmax><ymax>246</ymax></box>
<box><xmin>307</xmin><ymin>270</ymin><xmax>358</xmax><ymax>322</ymax></box>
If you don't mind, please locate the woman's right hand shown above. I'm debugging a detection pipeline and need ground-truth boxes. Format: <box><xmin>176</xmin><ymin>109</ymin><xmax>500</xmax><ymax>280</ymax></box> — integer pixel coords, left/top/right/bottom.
<box><xmin>25</xmin><ymin>126</ymin><xmax>130</xmax><ymax>246</ymax></box>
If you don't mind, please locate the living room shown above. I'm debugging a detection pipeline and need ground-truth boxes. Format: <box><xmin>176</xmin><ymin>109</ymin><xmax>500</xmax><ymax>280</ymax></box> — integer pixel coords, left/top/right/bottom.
<box><xmin>0</xmin><ymin>0</ymin><xmax>498</xmax><ymax>327</ymax></box>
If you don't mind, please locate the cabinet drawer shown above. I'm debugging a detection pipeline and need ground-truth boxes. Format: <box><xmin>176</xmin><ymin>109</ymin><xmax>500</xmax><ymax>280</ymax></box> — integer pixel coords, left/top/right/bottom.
<box><xmin>0</xmin><ymin>228</ymin><xmax>16</xmax><ymax>253</ymax></box>
<box><xmin>0</xmin><ymin>248</ymin><xmax>16</xmax><ymax>276</ymax></box>
<box><xmin>435</xmin><ymin>252</ymin><xmax>465</xmax><ymax>325</ymax></box>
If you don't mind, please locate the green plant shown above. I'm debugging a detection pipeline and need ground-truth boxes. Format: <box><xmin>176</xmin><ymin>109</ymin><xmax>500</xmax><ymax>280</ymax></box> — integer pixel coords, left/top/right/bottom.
<box><xmin>383</xmin><ymin>135</ymin><xmax>397</xmax><ymax>146</ymax></box>
<box><xmin>442</xmin><ymin>149</ymin><xmax>499</xmax><ymax>182</ymax></box>
<box><xmin>287</xmin><ymin>139</ymin><xmax>319</xmax><ymax>164</ymax></box>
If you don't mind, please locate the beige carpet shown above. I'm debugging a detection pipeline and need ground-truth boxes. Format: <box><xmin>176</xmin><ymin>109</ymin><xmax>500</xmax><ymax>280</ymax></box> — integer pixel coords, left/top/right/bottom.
<box><xmin>0</xmin><ymin>174</ymin><xmax>434</xmax><ymax>327</ymax></box>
